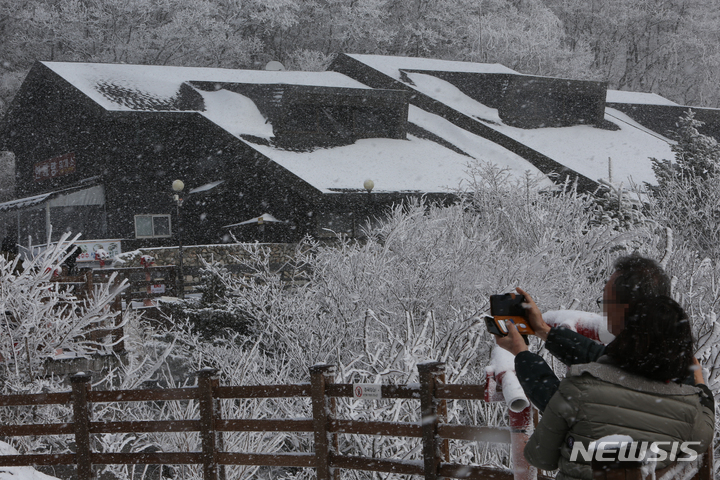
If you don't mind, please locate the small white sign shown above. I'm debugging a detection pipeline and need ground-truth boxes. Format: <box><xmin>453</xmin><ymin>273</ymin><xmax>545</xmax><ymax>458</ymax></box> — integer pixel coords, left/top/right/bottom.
<box><xmin>353</xmin><ymin>384</ymin><xmax>382</xmax><ymax>400</ymax></box>
<box><xmin>74</xmin><ymin>239</ymin><xmax>122</xmax><ymax>263</ymax></box>
<box><xmin>150</xmin><ymin>284</ymin><xmax>166</xmax><ymax>294</ymax></box>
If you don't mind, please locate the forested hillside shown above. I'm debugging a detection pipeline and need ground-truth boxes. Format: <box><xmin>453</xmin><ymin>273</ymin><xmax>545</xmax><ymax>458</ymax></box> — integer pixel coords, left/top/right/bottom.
<box><xmin>1</xmin><ymin>0</ymin><xmax>719</xmax><ymax>115</ymax></box>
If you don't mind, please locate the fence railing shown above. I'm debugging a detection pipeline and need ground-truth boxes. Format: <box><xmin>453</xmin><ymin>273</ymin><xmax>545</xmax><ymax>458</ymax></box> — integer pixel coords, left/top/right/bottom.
<box><xmin>0</xmin><ymin>362</ymin><xmax>535</xmax><ymax>480</ymax></box>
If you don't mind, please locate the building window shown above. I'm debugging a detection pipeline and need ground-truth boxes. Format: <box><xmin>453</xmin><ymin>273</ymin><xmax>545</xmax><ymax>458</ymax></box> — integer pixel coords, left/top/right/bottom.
<box><xmin>134</xmin><ymin>215</ymin><xmax>171</xmax><ymax>238</ymax></box>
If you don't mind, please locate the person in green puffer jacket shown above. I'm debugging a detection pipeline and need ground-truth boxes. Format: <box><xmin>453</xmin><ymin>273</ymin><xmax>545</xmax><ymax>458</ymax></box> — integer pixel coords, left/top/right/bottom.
<box><xmin>512</xmin><ymin>255</ymin><xmax>677</xmax><ymax>413</ymax></box>
<box><xmin>504</xmin><ymin>296</ymin><xmax>714</xmax><ymax>480</ymax></box>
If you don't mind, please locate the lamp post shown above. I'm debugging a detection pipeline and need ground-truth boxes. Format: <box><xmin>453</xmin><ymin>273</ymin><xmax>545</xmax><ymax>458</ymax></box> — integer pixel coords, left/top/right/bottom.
<box><xmin>362</xmin><ymin>179</ymin><xmax>374</xmax><ymax>236</ymax></box>
<box><xmin>364</xmin><ymin>178</ymin><xmax>374</xmax><ymax>212</ymax></box>
<box><xmin>172</xmin><ymin>179</ymin><xmax>184</xmax><ymax>299</ymax></box>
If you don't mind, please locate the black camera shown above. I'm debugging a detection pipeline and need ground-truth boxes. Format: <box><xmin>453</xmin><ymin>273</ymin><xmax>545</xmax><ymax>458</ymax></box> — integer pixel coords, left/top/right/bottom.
<box><xmin>485</xmin><ymin>293</ymin><xmax>534</xmax><ymax>336</ymax></box>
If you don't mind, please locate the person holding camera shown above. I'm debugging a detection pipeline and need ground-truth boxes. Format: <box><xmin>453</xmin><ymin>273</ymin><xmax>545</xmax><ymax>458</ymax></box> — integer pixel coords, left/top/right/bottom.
<box><xmin>498</xmin><ymin>255</ymin><xmax>676</xmax><ymax>412</ymax></box>
<box><xmin>524</xmin><ymin>296</ymin><xmax>712</xmax><ymax>478</ymax></box>
<box><xmin>494</xmin><ymin>255</ymin><xmax>715</xmax><ymax>478</ymax></box>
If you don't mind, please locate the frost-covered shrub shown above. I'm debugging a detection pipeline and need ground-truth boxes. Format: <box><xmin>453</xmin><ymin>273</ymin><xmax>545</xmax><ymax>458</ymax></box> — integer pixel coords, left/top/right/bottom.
<box><xmin>0</xmin><ymin>233</ymin><xmax>130</xmax><ymax>383</ymax></box>
<box><xmin>8</xmin><ymin>161</ymin><xmax>720</xmax><ymax>479</ymax></box>
<box><xmin>0</xmin><ymin>233</ymin><xmax>138</xmax><ymax>467</ymax></box>
<box><xmin>648</xmin><ymin>110</ymin><xmax>720</xmax><ymax>257</ymax></box>
<box><xmin>162</xmin><ymin>261</ymin><xmax>254</xmax><ymax>339</ymax></box>
<box><xmin>88</xmin><ymin>160</ymin><xmax>719</xmax><ymax>479</ymax></box>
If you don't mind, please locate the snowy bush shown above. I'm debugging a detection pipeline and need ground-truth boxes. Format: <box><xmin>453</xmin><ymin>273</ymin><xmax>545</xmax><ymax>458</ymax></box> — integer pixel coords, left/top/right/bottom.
<box><xmin>162</xmin><ymin>261</ymin><xmax>253</xmax><ymax>339</ymax></box>
<box><xmin>649</xmin><ymin>110</ymin><xmax>720</xmax><ymax>257</ymax></box>
<box><xmin>107</xmin><ymin>160</ymin><xmax>718</xmax><ymax>479</ymax></box>
<box><xmin>0</xmin><ymin>233</ymin><xmax>130</xmax><ymax>383</ymax></box>
<box><xmin>0</xmin><ymin>233</ymin><xmax>140</xmax><ymax>471</ymax></box>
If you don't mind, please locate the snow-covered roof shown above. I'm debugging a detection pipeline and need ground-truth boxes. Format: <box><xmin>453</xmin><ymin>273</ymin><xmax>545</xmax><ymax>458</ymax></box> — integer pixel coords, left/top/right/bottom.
<box><xmin>0</xmin><ymin>184</ymin><xmax>104</xmax><ymax>212</ymax></box>
<box><xmin>42</xmin><ymin>58</ymin><xmax>679</xmax><ymax>194</ymax></box>
<box><xmin>484</xmin><ymin>106</ymin><xmax>674</xmax><ymax>187</ymax></box>
<box><xmin>606</xmin><ymin>89</ymin><xmax>680</xmax><ymax>106</ymax></box>
<box><xmin>348</xmin><ymin>62</ymin><xmax>675</xmax><ymax>186</ymax></box>
<box><xmin>188</xmin><ymin>180</ymin><xmax>224</xmax><ymax>194</ymax></box>
<box><xmin>223</xmin><ymin>213</ymin><xmax>286</xmax><ymax>228</ymax></box>
<box><xmin>0</xmin><ymin>191</ymin><xmax>52</xmax><ymax>211</ymax></box>
<box><xmin>43</xmin><ymin>61</ymin><xmax>370</xmax><ymax>112</ymax></box>
<box><xmin>196</xmin><ymin>88</ymin><xmax>273</xmax><ymax>138</ymax></box>
<box><xmin>346</xmin><ymin>54</ymin><xmax>519</xmax><ymax>81</ymax></box>
<box><xmin>243</xmin><ymin>132</ymin><xmax>548</xmax><ymax>194</ymax></box>
<box><xmin>41</xmin><ymin>61</ymin><xmax>545</xmax><ymax>194</ymax></box>
<box><xmin>196</xmin><ymin>84</ymin><xmax>550</xmax><ymax>194</ymax></box>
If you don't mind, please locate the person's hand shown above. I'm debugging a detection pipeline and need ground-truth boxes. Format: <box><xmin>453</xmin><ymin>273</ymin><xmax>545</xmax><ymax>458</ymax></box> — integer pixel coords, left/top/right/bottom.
<box><xmin>495</xmin><ymin>321</ymin><xmax>529</xmax><ymax>356</ymax></box>
<box><xmin>691</xmin><ymin>356</ymin><xmax>706</xmax><ymax>385</ymax></box>
<box><xmin>516</xmin><ymin>287</ymin><xmax>551</xmax><ymax>341</ymax></box>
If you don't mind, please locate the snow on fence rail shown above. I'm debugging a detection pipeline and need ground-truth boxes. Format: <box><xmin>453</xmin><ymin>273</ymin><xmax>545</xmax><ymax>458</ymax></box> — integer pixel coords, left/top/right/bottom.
<box><xmin>0</xmin><ymin>362</ymin><xmax>544</xmax><ymax>480</ymax></box>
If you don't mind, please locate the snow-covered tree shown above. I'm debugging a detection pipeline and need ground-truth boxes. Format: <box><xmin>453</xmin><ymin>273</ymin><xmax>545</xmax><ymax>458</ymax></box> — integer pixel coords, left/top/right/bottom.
<box><xmin>0</xmin><ymin>233</ymin><xmax>130</xmax><ymax>384</ymax></box>
<box><xmin>546</xmin><ymin>0</ymin><xmax>720</xmax><ymax>106</ymax></box>
<box><xmin>463</xmin><ymin>0</ymin><xmax>596</xmax><ymax>78</ymax></box>
<box><xmin>649</xmin><ymin>111</ymin><xmax>720</xmax><ymax>257</ymax></box>
<box><xmin>653</xmin><ymin>110</ymin><xmax>720</xmax><ymax>181</ymax></box>
<box><xmin>592</xmin><ymin>179</ymin><xmax>651</xmax><ymax>230</ymax></box>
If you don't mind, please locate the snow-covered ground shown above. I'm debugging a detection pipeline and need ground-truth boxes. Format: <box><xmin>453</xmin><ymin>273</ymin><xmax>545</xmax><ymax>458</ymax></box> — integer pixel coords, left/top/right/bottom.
<box><xmin>0</xmin><ymin>442</ymin><xmax>60</xmax><ymax>480</ymax></box>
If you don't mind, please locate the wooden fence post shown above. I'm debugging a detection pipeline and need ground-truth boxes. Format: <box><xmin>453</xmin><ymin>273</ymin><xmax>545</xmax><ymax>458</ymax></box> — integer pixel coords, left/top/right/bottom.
<box><xmin>85</xmin><ymin>269</ymin><xmax>93</xmax><ymax>299</ymax></box>
<box><xmin>509</xmin><ymin>406</ymin><xmax>537</xmax><ymax>480</ymax></box>
<box><xmin>436</xmin><ymin>366</ymin><xmax>449</xmax><ymax>462</ymax></box>
<box><xmin>71</xmin><ymin>372</ymin><xmax>92</xmax><ymax>480</ymax></box>
<box><xmin>696</xmin><ymin>446</ymin><xmax>713</xmax><ymax>480</ymax></box>
<box><xmin>198</xmin><ymin>368</ymin><xmax>219</xmax><ymax>480</ymax></box>
<box><xmin>213</xmin><ymin>374</ymin><xmax>226</xmax><ymax>480</ymax></box>
<box><xmin>310</xmin><ymin>364</ymin><xmax>336</xmax><ymax>480</ymax></box>
<box><xmin>418</xmin><ymin>361</ymin><xmax>445</xmax><ymax>480</ymax></box>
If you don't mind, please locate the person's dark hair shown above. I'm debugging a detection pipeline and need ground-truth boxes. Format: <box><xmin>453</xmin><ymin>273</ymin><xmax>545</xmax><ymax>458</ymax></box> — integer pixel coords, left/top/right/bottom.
<box><xmin>611</xmin><ymin>255</ymin><xmax>671</xmax><ymax>307</ymax></box>
<box><xmin>605</xmin><ymin>296</ymin><xmax>693</xmax><ymax>382</ymax></box>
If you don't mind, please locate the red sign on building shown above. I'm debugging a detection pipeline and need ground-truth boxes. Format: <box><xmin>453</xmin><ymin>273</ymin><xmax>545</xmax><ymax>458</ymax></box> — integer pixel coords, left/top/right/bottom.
<box><xmin>34</xmin><ymin>153</ymin><xmax>76</xmax><ymax>182</ymax></box>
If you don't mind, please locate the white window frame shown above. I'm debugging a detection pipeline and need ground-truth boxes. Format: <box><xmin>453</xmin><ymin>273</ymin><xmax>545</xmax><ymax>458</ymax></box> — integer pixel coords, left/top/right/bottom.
<box><xmin>134</xmin><ymin>214</ymin><xmax>172</xmax><ymax>238</ymax></box>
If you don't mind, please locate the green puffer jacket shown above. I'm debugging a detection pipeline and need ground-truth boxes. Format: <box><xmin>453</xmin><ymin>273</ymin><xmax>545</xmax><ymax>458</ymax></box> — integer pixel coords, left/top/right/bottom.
<box><xmin>524</xmin><ymin>359</ymin><xmax>715</xmax><ymax>480</ymax></box>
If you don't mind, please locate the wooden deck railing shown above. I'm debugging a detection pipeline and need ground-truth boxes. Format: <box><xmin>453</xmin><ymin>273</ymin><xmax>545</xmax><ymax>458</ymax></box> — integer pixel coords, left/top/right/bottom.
<box><xmin>0</xmin><ymin>362</ymin><xmax>530</xmax><ymax>480</ymax></box>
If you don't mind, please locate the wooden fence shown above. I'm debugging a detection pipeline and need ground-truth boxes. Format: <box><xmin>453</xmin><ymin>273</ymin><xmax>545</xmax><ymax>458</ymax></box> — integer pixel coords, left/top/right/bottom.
<box><xmin>53</xmin><ymin>265</ymin><xmax>178</xmax><ymax>305</ymax></box>
<box><xmin>90</xmin><ymin>265</ymin><xmax>178</xmax><ymax>304</ymax></box>
<box><xmin>47</xmin><ymin>265</ymin><xmax>177</xmax><ymax>354</ymax></box>
<box><xmin>0</xmin><ymin>362</ymin><xmax>533</xmax><ymax>480</ymax></box>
